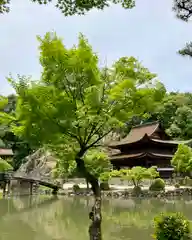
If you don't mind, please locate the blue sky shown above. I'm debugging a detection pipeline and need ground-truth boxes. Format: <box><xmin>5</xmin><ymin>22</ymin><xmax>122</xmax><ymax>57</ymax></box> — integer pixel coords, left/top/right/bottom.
<box><xmin>1</xmin><ymin>0</ymin><xmax>192</xmax><ymax>95</ymax></box>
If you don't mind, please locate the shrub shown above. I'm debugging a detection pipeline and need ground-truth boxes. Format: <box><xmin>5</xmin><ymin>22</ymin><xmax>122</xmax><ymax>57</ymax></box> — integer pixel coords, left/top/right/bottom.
<box><xmin>100</xmin><ymin>182</ymin><xmax>110</xmax><ymax>191</ymax></box>
<box><xmin>72</xmin><ymin>184</ymin><xmax>80</xmax><ymax>193</ymax></box>
<box><xmin>132</xmin><ymin>186</ymin><xmax>142</xmax><ymax>195</ymax></box>
<box><xmin>184</xmin><ymin>176</ymin><xmax>192</xmax><ymax>186</ymax></box>
<box><xmin>149</xmin><ymin>178</ymin><xmax>165</xmax><ymax>191</ymax></box>
<box><xmin>178</xmin><ymin>177</ymin><xmax>185</xmax><ymax>186</ymax></box>
<box><xmin>184</xmin><ymin>176</ymin><xmax>190</xmax><ymax>185</ymax></box>
<box><xmin>175</xmin><ymin>183</ymin><xmax>180</xmax><ymax>189</ymax></box>
<box><xmin>153</xmin><ymin>212</ymin><xmax>191</xmax><ymax>240</ymax></box>
<box><xmin>0</xmin><ymin>158</ymin><xmax>13</xmax><ymax>172</ymax></box>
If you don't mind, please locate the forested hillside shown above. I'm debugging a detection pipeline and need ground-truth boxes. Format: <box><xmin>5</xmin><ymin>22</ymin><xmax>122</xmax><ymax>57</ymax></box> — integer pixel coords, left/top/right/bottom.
<box><xmin>152</xmin><ymin>92</ymin><xmax>192</xmax><ymax>140</ymax></box>
<box><xmin>111</xmin><ymin>92</ymin><xmax>192</xmax><ymax>141</ymax></box>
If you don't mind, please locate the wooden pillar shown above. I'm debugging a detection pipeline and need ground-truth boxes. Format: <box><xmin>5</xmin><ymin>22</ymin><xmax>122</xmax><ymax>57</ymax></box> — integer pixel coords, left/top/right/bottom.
<box><xmin>29</xmin><ymin>182</ymin><xmax>33</xmax><ymax>195</ymax></box>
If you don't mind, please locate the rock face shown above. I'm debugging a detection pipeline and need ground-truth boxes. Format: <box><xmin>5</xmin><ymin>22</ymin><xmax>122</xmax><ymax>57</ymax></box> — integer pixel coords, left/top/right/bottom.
<box><xmin>14</xmin><ymin>148</ymin><xmax>57</xmax><ymax>183</ymax></box>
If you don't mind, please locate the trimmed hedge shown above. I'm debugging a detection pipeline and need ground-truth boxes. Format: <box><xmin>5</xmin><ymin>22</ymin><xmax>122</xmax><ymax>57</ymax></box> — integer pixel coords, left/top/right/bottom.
<box><xmin>149</xmin><ymin>178</ymin><xmax>165</xmax><ymax>191</ymax></box>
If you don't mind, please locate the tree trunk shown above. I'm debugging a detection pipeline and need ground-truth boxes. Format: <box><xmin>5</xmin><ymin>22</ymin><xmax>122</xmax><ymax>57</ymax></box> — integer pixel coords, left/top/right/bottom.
<box><xmin>86</xmin><ymin>178</ymin><xmax>89</xmax><ymax>191</ymax></box>
<box><xmin>89</xmin><ymin>195</ymin><xmax>102</xmax><ymax>240</ymax></box>
<box><xmin>75</xmin><ymin>150</ymin><xmax>102</xmax><ymax>240</ymax></box>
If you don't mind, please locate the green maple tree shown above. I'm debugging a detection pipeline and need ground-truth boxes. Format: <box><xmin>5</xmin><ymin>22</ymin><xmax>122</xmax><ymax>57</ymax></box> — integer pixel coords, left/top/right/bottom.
<box><xmin>0</xmin><ymin>31</ymin><xmax>165</xmax><ymax>239</ymax></box>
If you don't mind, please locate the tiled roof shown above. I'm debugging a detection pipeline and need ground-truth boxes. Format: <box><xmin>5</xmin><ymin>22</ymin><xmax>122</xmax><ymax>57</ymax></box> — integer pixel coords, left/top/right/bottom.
<box><xmin>110</xmin><ymin>152</ymin><xmax>174</xmax><ymax>161</ymax></box>
<box><xmin>110</xmin><ymin>152</ymin><xmax>144</xmax><ymax>160</ymax></box>
<box><xmin>109</xmin><ymin>121</ymin><xmax>159</xmax><ymax>147</ymax></box>
<box><xmin>0</xmin><ymin>148</ymin><xmax>13</xmax><ymax>156</ymax></box>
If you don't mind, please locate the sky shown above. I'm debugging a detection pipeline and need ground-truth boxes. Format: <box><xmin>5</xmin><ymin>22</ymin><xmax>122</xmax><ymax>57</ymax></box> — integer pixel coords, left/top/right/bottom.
<box><xmin>1</xmin><ymin>0</ymin><xmax>192</xmax><ymax>95</ymax></box>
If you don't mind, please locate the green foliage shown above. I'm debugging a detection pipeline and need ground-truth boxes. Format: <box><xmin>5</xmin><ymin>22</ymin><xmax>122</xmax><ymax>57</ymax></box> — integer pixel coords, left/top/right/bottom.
<box><xmin>132</xmin><ymin>185</ymin><xmax>142</xmax><ymax>195</ymax></box>
<box><xmin>0</xmin><ymin>138</ymin><xmax>5</xmax><ymax>148</ymax></box>
<box><xmin>175</xmin><ymin>183</ymin><xmax>180</xmax><ymax>188</ymax></box>
<box><xmin>52</xmin><ymin>147</ymin><xmax>111</xmax><ymax>180</ymax></box>
<box><xmin>0</xmin><ymin>0</ymin><xmax>135</xmax><ymax>15</ymax></box>
<box><xmin>0</xmin><ymin>94</ymin><xmax>33</xmax><ymax>171</ymax></box>
<box><xmin>153</xmin><ymin>212</ymin><xmax>191</xmax><ymax>240</ymax></box>
<box><xmin>0</xmin><ymin>158</ymin><xmax>13</xmax><ymax>172</ymax></box>
<box><xmin>99</xmin><ymin>171</ymin><xmax>111</xmax><ymax>182</ymax></box>
<box><xmin>112</xmin><ymin>166</ymin><xmax>159</xmax><ymax>187</ymax></box>
<box><xmin>0</xmin><ymin>96</ymin><xmax>8</xmax><ymax>110</ymax></box>
<box><xmin>51</xmin><ymin>168</ymin><xmax>58</xmax><ymax>179</ymax></box>
<box><xmin>171</xmin><ymin>144</ymin><xmax>192</xmax><ymax>174</ymax></box>
<box><xmin>5</xmin><ymin>32</ymin><xmax>164</xmax><ymax>187</ymax></box>
<box><xmin>84</xmin><ymin>149</ymin><xmax>112</xmax><ymax>180</ymax></box>
<box><xmin>119</xmin><ymin>92</ymin><xmax>192</xmax><ymax>141</ymax></box>
<box><xmin>179</xmin><ymin>42</ymin><xmax>192</xmax><ymax>57</ymax></box>
<box><xmin>155</xmin><ymin>93</ymin><xmax>189</xmax><ymax>130</ymax></box>
<box><xmin>110</xmin><ymin>169</ymin><xmax>122</xmax><ymax>178</ymax></box>
<box><xmin>182</xmin><ymin>176</ymin><xmax>192</xmax><ymax>186</ymax></box>
<box><xmin>167</xmin><ymin>106</ymin><xmax>192</xmax><ymax>140</ymax></box>
<box><xmin>149</xmin><ymin>178</ymin><xmax>165</xmax><ymax>191</ymax></box>
<box><xmin>50</xmin><ymin>142</ymin><xmax>78</xmax><ymax>179</ymax></box>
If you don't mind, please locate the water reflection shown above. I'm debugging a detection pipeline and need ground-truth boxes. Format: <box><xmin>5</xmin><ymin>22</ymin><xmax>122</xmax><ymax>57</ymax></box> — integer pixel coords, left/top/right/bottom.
<box><xmin>0</xmin><ymin>196</ymin><xmax>192</xmax><ymax>240</ymax></box>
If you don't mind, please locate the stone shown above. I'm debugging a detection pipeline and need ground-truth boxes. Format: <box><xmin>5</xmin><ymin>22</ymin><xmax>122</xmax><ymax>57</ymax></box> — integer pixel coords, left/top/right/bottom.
<box><xmin>13</xmin><ymin>148</ymin><xmax>61</xmax><ymax>194</ymax></box>
<box><xmin>14</xmin><ymin>149</ymin><xmax>57</xmax><ymax>181</ymax></box>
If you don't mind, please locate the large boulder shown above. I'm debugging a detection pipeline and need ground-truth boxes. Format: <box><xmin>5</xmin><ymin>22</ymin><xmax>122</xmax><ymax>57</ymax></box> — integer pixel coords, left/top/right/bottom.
<box><xmin>13</xmin><ymin>148</ymin><xmax>58</xmax><ymax>184</ymax></box>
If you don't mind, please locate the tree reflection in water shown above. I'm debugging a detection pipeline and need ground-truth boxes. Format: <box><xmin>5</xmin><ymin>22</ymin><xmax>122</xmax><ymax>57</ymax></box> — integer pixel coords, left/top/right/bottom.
<box><xmin>0</xmin><ymin>196</ymin><xmax>192</xmax><ymax>240</ymax></box>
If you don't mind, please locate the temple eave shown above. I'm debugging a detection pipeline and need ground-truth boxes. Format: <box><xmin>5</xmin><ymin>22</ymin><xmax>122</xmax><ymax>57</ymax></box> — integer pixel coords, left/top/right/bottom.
<box><xmin>110</xmin><ymin>152</ymin><xmax>174</xmax><ymax>161</ymax></box>
<box><xmin>109</xmin><ymin>139</ymin><xmax>179</xmax><ymax>149</ymax></box>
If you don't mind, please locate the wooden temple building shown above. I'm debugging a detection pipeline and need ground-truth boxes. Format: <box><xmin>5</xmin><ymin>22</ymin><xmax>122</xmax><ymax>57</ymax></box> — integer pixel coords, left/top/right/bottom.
<box><xmin>108</xmin><ymin>121</ymin><xmax>179</xmax><ymax>178</ymax></box>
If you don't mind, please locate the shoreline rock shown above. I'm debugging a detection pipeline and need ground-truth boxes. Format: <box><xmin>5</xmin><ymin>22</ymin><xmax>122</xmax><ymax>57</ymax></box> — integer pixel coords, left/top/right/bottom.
<box><xmin>54</xmin><ymin>187</ymin><xmax>192</xmax><ymax>199</ymax></box>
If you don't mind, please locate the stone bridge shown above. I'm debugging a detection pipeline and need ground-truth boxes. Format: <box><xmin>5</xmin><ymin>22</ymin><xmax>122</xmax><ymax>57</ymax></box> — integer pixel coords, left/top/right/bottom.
<box><xmin>0</xmin><ymin>171</ymin><xmax>61</xmax><ymax>195</ymax></box>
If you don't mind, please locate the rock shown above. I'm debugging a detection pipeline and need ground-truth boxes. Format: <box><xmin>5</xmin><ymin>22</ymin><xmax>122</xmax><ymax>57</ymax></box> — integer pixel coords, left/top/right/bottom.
<box><xmin>61</xmin><ymin>187</ymin><xmax>192</xmax><ymax>199</ymax></box>
<box><xmin>13</xmin><ymin>148</ymin><xmax>59</xmax><ymax>187</ymax></box>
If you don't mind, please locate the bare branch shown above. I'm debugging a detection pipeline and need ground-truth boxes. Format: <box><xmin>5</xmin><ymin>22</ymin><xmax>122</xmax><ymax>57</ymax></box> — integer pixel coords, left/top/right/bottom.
<box><xmin>86</xmin><ymin>129</ymin><xmax>112</xmax><ymax>150</ymax></box>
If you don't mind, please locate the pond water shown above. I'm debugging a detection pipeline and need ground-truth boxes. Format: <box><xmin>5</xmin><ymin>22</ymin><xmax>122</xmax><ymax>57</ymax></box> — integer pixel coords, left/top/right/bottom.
<box><xmin>0</xmin><ymin>195</ymin><xmax>192</xmax><ymax>240</ymax></box>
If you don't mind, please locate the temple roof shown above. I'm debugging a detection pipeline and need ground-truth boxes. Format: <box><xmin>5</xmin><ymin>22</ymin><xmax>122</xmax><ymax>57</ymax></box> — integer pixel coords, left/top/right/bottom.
<box><xmin>122</xmin><ymin>121</ymin><xmax>159</xmax><ymax>142</ymax></box>
<box><xmin>109</xmin><ymin>121</ymin><xmax>176</xmax><ymax>148</ymax></box>
<box><xmin>110</xmin><ymin>152</ymin><xmax>174</xmax><ymax>161</ymax></box>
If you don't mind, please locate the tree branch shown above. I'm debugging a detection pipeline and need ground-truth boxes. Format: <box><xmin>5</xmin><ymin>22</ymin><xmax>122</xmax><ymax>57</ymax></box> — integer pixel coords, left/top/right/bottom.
<box><xmin>84</xmin><ymin>122</ymin><xmax>100</xmax><ymax>145</ymax></box>
<box><xmin>173</xmin><ymin>0</ymin><xmax>192</xmax><ymax>21</ymax></box>
<box><xmin>86</xmin><ymin>129</ymin><xmax>112</xmax><ymax>150</ymax></box>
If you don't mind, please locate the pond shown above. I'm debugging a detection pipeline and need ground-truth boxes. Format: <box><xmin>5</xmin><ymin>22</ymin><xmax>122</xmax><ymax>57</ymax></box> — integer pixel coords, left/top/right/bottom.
<box><xmin>0</xmin><ymin>195</ymin><xmax>192</xmax><ymax>240</ymax></box>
